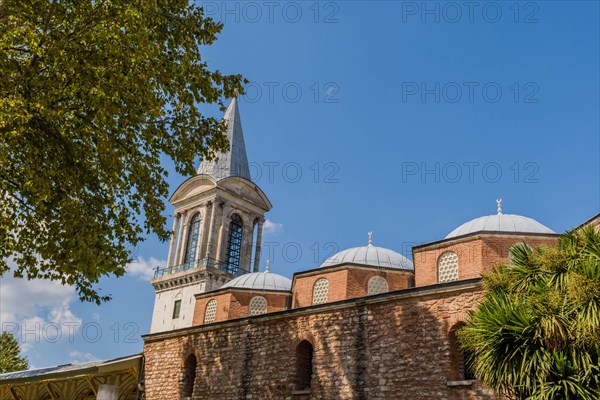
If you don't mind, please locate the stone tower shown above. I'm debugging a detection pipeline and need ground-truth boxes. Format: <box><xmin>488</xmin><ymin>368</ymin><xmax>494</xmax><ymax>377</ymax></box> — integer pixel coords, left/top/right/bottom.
<box><xmin>149</xmin><ymin>98</ymin><xmax>272</xmax><ymax>333</ymax></box>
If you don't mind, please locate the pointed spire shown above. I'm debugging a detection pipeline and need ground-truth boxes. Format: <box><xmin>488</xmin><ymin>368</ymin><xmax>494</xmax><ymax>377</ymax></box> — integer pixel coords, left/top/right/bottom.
<box><xmin>368</xmin><ymin>231</ymin><xmax>373</xmax><ymax>246</ymax></box>
<box><xmin>496</xmin><ymin>198</ymin><xmax>503</xmax><ymax>215</ymax></box>
<box><xmin>197</xmin><ymin>97</ymin><xmax>251</xmax><ymax>180</ymax></box>
<box><xmin>265</xmin><ymin>258</ymin><xmax>271</xmax><ymax>273</ymax></box>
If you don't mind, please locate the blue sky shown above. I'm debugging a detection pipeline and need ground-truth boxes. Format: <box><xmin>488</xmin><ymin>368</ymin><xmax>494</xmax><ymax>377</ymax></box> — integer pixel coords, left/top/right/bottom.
<box><xmin>2</xmin><ymin>1</ymin><xmax>598</xmax><ymax>367</ymax></box>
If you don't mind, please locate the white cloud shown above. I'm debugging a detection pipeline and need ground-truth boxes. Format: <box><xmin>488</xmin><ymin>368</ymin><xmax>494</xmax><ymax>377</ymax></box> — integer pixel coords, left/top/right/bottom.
<box><xmin>0</xmin><ymin>262</ymin><xmax>82</xmax><ymax>350</ymax></box>
<box><xmin>1</xmin><ymin>275</ymin><xmax>76</xmax><ymax>322</ymax></box>
<box><xmin>20</xmin><ymin>341</ymin><xmax>33</xmax><ymax>353</ymax></box>
<box><xmin>69</xmin><ymin>351</ymin><xmax>99</xmax><ymax>364</ymax></box>
<box><xmin>263</xmin><ymin>219</ymin><xmax>283</xmax><ymax>236</ymax></box>
<box><xmin>126</xmin><ymin>256</ymin><xmax>166</xmax><ymax>281</ymax></box>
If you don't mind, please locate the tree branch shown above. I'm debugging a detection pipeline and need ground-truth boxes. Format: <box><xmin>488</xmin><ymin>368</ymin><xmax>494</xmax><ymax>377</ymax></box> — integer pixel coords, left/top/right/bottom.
<box><xmin>42</xmin><ymin>0</ymin><xmax>58</xmax><ymax>38</ymax></box>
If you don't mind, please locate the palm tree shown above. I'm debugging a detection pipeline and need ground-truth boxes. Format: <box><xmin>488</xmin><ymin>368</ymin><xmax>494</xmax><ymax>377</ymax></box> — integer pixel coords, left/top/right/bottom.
<box><xmin>459</xmin><ymin>226</ymin><xmax>600</xmax><ymax>399</ymax></box>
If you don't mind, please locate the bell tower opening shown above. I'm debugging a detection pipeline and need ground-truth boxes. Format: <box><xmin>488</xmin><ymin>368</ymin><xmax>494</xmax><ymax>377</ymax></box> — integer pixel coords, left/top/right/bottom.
<box><xmin>226</xmin><ymin>213</ymin><xmax>244</xmax><ymax>274</ymax></box>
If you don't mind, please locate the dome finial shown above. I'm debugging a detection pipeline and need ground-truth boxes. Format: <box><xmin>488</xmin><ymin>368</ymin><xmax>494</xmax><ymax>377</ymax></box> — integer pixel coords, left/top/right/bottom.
<box><xmin>368</xmin><ymin>231</ymin><xmax>373</xmax><ymax>246</ymax></box>
<box><xmin>265</xmin><ymin>258</ymin><xmax>271</xmax><ymax>273</ymax></box>
<box><xmin>496</xmin><ymin>198</ymin><xmax>503</xmax><ymax>215</ymax></box>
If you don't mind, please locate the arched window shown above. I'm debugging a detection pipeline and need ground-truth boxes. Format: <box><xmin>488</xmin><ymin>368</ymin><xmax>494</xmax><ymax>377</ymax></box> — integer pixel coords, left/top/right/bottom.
<box><xmin>248</xmin><ymin>296</ymin><xmax>267</xmax><ymax>316</ymax></box>
<box><xmin>294</xmin><ymin>340</ymin><xmax>314</xmax><ymax>390</ymax></box>
<box><xmin>449</xmin><ymin>323</ymin><xmax>475</xmax><ymax>381</ymax></box>
<box><xmin>438</xmin><ymin>251</ymin><xmax>458</xmax><ymax>283</ymax></box>
<box><xmin>183</xmin><ymin>213</ymin><xmax>201</xmax><ymax>268</ymax></box>
<box><xmin>181</xmin><ymin>354</ymin><xmax>197</xmax><ymax>399</ymax></box>
<box><xmin>204</xmin><ymin>299</ymin><xmax>217</xmax><ymax>324</ymax></box>
<box><xmin>312</xmin><ymin>278</ymin><xmax>329</xmax><ymax>305</ymax></box>
<box><xmin>367</xmin><ymin>276</ymin><xmax>389</xmax><ymax>295</ymax></box>
<box><xmin>226</xmin><ymin>214</ymin><xmax>244</xmax><ymax>273</ymax></box>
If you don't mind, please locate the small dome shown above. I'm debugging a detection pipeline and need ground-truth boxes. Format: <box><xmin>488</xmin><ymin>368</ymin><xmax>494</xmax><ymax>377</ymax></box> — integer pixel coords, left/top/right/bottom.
<box><xmin>445</xmin><ymin>213</ymin><xmax>555</xmax><ymax>239</ymax></box>
<box><xmin>221</xmin><ymin>271</ymin><xmax>291</xmax><ymax>291</ymax></box>
<box><xmin>320</xmin><ymin>245</ymin><xmax>413</xmax><ymax>270</ymax></box>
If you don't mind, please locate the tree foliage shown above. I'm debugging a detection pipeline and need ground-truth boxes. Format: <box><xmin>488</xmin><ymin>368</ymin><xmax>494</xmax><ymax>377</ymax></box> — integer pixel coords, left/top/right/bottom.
<box><xmin>0</xmin><ymin>1</ymin><xmax>245</xmax><ymax>303</ymax></box>
<box><xmin>0</xmin><ymin>331</ymin><xmax>28</xmax><ymax>373</ymax></box>
<box><xmin>460</xmin><ymin>226</ymin><xmax>600</xmax><ymax>399</ymax></box>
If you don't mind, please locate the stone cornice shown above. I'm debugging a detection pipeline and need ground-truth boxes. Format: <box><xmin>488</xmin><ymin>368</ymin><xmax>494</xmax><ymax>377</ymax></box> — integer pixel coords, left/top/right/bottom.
<box><xmin>173</xmin><ymin>189</ymin><xmax>219</xmax><ymax>210</ymax></box>
<box><xmin>151</xmin><ymin>266</ymin><xmax>233</xmax><ymax>292</ymax></box>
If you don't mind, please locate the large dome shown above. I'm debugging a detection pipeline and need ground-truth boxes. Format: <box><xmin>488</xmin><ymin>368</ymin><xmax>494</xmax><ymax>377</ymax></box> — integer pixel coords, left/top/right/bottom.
<box><xmin>221</xmin><ymin>271</ymin><xmax>292</xmax><ymax>291</ymax></box>
<box><xmin>320</xmin><ymin>243</ymin><xmax>413</xmax><ymax>270</ymax></box>
<box><xmin>445</xmin><ymin>213</ymin><xmax>555</xmax><ymax>239</ymax></box>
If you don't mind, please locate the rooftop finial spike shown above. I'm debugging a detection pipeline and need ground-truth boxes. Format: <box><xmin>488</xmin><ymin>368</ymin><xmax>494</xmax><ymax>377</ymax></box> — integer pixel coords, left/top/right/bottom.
<box><xmin>368</xmin><ymin>231</ymin><xmax>373</xmax><ymax>246</ymax></box>
<box><xmin>197</xmin><ymin>97</ymin><xmax>250</xmax><ymax>180</ymax></box>
<box><xmin>496</xmin><ymin>198</ymin><xmax>503</xmax><ymax>215</ymax></box>
<box><xmin>265</xmin><ymin>258</ymin><xmax>271</xmax><ymax>273</ymax></box>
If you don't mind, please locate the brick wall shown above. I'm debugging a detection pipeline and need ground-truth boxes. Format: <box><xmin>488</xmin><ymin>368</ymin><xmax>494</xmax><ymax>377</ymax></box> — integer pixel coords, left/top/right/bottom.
<box><xmin>344</xmin><ymin>267</ymin><xmax>413</xmax><ymax>297</ymax></box>
<box><xmin>192</xmin><ymin>292</ymin><xmax>231</xmax><ymax>325</ymax></box>
<box><xmin>292</xmin><ymin>269</ymin><xmax>349</xmax><ymax>308</ymax></box>
<box><xmin>193</xmin><ymin>290</ymin><xmax>291</xmax><ymax>325</ymax></box>
<box><xmin>292</xmin><ymin>265</ymin><xmax>414</xmax><ymax>309</ymax></box>
<box><xmin>229</xmin><ymin>290</ymin><xmax>291</xmax><ymax>318</ymax></box>
<box><xmin>144</xmin><ymin>282</ymin><xmax>498</xmax><ymax>400</ymax></box>
<box><xmin>480</xmin><ymin>236</ymin><xmax>557</xmax><ymax>267</ymax></box>
<box><xmin>414</xmin><ymin>234</ymin><xmax>558</xmax><ymax>287</ymax></box>
<box><xmin>414</xmin><ymin>240</ymin><xmax>484</xmax><ymax>287</ymax></box>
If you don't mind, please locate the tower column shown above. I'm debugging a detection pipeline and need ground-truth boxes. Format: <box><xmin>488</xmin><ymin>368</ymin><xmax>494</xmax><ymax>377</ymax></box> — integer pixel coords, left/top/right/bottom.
<box><xmin>253</xmin><ymin>218</ymin><xmax>264</xmax><ymax>272</ymax></box>
<box><xmin>196</xmin><ymin>202</ymin><xmax>211</xmax><ymax>263</ymax></box>
<box><xmin>216</xmin><ymin>204</ymin><xmax>231</xmax><ymax>262</ymax></box>
<box><xmin>240</xmin><ymin>215</ymin><xmax>253</xmax><ymax>272</ymax></box>
<box><xmin>205</xmin><ymin>198</ymin><xmax>221</xmax><ymax>259</ymax></box>
<box><xmin>175</xmin><ymin>211</ymin><xmax>190</xmax><ymax>266</ymax></box>
<box><xmin>166</xmin><ymin>213</ymin><xmax>180</xmax><ymax>268</ymax></box>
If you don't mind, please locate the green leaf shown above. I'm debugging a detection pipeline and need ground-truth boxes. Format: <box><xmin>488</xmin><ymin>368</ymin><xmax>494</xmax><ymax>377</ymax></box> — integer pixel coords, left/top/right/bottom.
<box><xmin>0</xmin><ymin>0</ymin><xmax>246</xmax><ymax>303</ymax></box>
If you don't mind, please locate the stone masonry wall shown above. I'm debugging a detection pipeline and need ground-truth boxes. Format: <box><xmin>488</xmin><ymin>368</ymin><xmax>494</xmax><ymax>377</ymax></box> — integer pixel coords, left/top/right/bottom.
<box><xmin>144</xmin><ymin>283</ymin><xmax>498</xmax><ymax>400</ymax></box>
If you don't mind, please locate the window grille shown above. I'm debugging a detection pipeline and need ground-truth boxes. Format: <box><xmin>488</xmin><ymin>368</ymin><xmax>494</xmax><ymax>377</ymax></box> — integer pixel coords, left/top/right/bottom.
<box><xmin>204</xmin><ymin>299</ymin><xmax>217</xmax><ymax>324</ymax></box>
<box><xmin>183</xmin><ymin>213</ymin><xmax>201</xmax><ymax>268</ymax></box>
<box><xmin>226</xmin><ymin>214</ymin><xmax>243</xmax><ymax>273</ymax></box>
<box><xmin>438</xmin><ymin>252</ymin><xmax>459</xmax><ymax>283</ymax></box>
<box><xmin>248</xmin><ymin>296</ymin><xmax>268</xmax><ymax>316</ymax></box>
<box><xmin>367</xmin><ymin>276</ymin><xmax>389</xmax><ymax>295</ymax></box>
<box><xmin>312</xmin><ymin>278</ymin><xmax>329</xmax><ymax>305</ymax></box>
